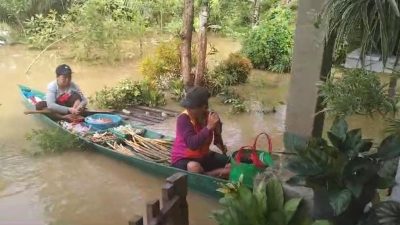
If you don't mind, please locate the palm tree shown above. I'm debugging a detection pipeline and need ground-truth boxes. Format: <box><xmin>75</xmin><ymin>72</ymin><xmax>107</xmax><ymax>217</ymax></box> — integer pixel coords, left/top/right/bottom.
<box><xmin>321</xmin><ymin>0</ymin><xmax>400</xmax><ymax>98</ymax></box>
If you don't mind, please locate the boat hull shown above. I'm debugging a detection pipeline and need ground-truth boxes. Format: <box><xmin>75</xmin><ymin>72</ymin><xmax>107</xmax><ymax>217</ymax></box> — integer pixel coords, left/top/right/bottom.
<box><xmin>18</xmin><ymin>85</ymin><xmax>226</xmax><ymax>198</ymax></box>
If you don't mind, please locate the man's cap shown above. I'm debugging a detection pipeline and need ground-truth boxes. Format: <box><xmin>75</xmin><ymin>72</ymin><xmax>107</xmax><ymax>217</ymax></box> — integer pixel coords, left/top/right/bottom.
<box><xmin>180</xmin><ymin>86</ymin><xmax>210</xmax><ymax>108</ymax></box>
<box><xmin>56</xmin><ymin>64</ymin><xmax>72</xmax><ymax>77</ymax></box>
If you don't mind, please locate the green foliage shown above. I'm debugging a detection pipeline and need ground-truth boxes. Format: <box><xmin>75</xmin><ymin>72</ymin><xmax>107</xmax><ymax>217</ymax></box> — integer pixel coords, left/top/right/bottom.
<box><xmin>218</xmin><ymin>89</ymin><xmax>248</xmax><ymax>114</ymax></box>
<box><xmin>208</xmin><ymin>0</ymin><xmax>281</xmax><ymax>37</ymax></box>
<box><xmin>321</xmin><ymin>0</ymin><xmax>400</xmax><ymax>68</ymax></box>
<box><xmin>141</xmin><ymin>39</ymin><xmax>181</xmax><ymax>85</ymax></box>
<box><xmin>319</xmin><ymin>69</ymin><xmax>396</xmax><ymax>117</ymax></box>
<box><xmin>63</xmin><ymin>0</ymin><xmax>136</xmax><ymax>62</ymax></box>
<box><xmin>169</xmin><ymin>78</ymin><xmax>185</xmax><ymax>101</ymax></box>
<box><xmin>0</xmin><ymin>0</ymin><xmax>72</xmax><ymax>27</ymax></box>
<box><xmin>213</xmin><ymin>178</ymin><xmax>328</xmax><ymax>225</ymax></box>
<box><xmin>23</xmin><ymin>10</ymin><xmax>66</xmax><ymax>48</ymax></box>
<box><xmin>205</xmin><ymin>53</ymin><xmax>252</xmax><ymax>95</ymax></box>
<box><xmin>141</xmin><ymin>39</ymin><xmax>197</xmax><ymax>88</ymax></box>
<box><xmin>25</xmin><ymin>128</ymin><xmax>80</xmax><ymax>155</ymax></box>
<box><xmin>90</xmin><ymin>79</ymin><xmax>165</xmax><ymax>109</ymax></box>
<box><xmin>285</xmin><ymin>118</ymin><xmax>400</xmax><ymax>218</ymax></box>
<box><xmin>214</xmin><ymin>53</ymin><xmax>252</xmax><ymax>85</ymax></box>
<box><xmin>242</xmin><ymin>6</ymin><xmax>294</xmax><ymax>73</ymax></box>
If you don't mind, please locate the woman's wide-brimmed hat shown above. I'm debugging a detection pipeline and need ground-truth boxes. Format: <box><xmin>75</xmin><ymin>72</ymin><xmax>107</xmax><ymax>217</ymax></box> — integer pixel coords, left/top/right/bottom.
<box><xmin>180</xmin><ymin>86</ymin><xmax>210</xmax><ymax>109</ymax></box>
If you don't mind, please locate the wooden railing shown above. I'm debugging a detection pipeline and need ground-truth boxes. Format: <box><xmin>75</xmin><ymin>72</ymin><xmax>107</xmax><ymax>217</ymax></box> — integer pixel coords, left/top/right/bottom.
<box><xmin>129</xmin><ymin>173</ymin><xmax>189</xmax><ymax>225</ymax></box>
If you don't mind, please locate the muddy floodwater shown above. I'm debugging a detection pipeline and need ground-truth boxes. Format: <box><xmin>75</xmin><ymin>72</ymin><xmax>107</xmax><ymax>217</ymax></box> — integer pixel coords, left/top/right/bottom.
<box><xmin>0</xmin><ymin>36</ymin><xmax>386</xmax><ymax>225</ymax></box>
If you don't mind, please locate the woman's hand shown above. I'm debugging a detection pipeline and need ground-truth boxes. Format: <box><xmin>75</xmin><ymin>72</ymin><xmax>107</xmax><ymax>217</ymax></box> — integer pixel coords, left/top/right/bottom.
<box><xmin>207</xmin><ymin>112</ymin><xmax>220</xmax><ymax>130</ymax></box>
<box><xmin>69</xmin><ymin>107</ymin><xmax>80</xmax><ymax>115</ymax></box>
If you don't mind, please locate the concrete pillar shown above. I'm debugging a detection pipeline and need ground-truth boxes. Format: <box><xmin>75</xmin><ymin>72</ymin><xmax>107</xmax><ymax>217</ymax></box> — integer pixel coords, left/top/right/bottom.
<box><xmin>285</xmin><ymin>0</ymin><xmax>332</xmax><ymax>139</ymax></box>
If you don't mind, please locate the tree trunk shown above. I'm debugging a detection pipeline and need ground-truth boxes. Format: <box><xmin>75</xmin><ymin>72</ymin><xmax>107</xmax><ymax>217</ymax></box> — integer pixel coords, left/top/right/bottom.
<box><xmin>388</xmin><ymin>76</ymin><xmax>398</xmax><ymax>99</ymax></box>
<box><xmin>181</xmin><ymin>0</ymin><xmax>195</xmax><ymax>88</ymax></box>
<box><xmin>252</xmin><ymin>0</ymin><xmax>261</xmax><ymax>28</ymax></box>
<box><xmin>195</xmin><ymin>1</ymin><xmax>209</xmax><ymax>86</ymax></box>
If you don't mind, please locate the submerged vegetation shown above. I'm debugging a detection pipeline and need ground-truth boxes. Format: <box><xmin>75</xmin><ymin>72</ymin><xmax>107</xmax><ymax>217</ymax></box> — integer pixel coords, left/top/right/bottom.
<box><xmin>25</xmin><ymin>128</ymin><xmax>80</xmax><ymax>155</ymax></box>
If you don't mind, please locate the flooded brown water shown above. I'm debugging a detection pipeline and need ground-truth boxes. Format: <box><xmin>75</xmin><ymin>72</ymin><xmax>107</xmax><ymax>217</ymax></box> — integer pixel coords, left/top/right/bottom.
<box><xmin>0</xmin><ymin>35</ymin><xmax>386</xmax><ymax>225</ymax></box>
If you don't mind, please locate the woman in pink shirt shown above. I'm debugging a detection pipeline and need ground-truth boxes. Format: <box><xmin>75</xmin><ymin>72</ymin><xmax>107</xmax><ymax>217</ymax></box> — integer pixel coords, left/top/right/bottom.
<box><xmin>171</xmin><ymin>87</ymin><xmax>230</xmax><ymax>178</ymax></box>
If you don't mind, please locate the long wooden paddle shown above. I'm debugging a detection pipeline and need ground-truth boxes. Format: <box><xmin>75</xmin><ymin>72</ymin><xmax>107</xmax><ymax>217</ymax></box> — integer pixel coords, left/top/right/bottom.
<box><xmin>24</xmin><ymin>108</ymin><xmax>116</xmax><ymax>115</ymax></box>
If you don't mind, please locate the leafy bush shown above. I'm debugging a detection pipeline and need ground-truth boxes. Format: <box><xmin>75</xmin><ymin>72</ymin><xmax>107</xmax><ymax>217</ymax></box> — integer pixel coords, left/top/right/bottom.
<box><xmin>242</xmin><ymin>6</ymin><xmax>294</xmax><ymax>73</ymax></box>
<box><xmin>218</xmin><ymin>89</ymin><xmax>248</xmax><ymax>114</ymax></box>
<box><xmin>285</xmin><ymin>118</ymin><xmax>400</xmax><ymax>223</ymax></box>
<box><xmin>169</xmin><ymin>78</ymin><xmax>185</xmax><ymax>101</ymax></box>
<box><xmin>26</xmin><ymin>128</ymin><xmax>80</xmax><ymax>155</ymax></box>
<box><xmin>319</xmin><ymin>69</ymin><xmax>396</xmax><ymax>116</ymax></box>
<box><xmin>214</xmin><ymin>53</ymin><xmax>252</xmax><ymax>85</ymax></box>
<box><xmin>213</xmin><ymin>178</ymin><xmax>328</xmax><ymax>225</ymax></box>
<box><xmin>205</xmin><ymin>53</ymin><xmax>252</xmax><ymax>95</ymax></box>
<box><xmin>23</xmin><ymin>10</ymin><xmax>66</xmax><ymax>49</ymax></box>
<box><xmin>141</xmin><ymin>39</ymin><xmax>197</xmax><ymax>88</ymax></box>
<box><xmin>63</xmin><ymin>0</ymin><xmax>134</xmax><ymax>62</ymax></box>
<box><xmin>90</xmin><ymin>79</ymin><xmax>165</xmax><ymax>109</ymax></box>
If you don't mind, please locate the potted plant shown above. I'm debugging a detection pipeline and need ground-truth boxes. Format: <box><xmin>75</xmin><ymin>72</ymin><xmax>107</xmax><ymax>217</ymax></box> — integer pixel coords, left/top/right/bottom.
<box><xmin>284</xmin><ymin>118</ymin><xmax>400</xmax><ymax>225</ymax></box>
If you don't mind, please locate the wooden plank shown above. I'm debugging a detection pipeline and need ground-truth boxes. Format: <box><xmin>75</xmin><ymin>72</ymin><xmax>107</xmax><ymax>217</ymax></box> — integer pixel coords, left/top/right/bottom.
<box><xmin>162</xmin><ymin>183</ymin><xmax>175</xmax><ymax>205</ymax></box>
<box><xmin>129</xmin><ymin>113</ymin><xmax>165</xmax><ymax>123</ymax></box>
<box><xmin>166</xmin><ymin>173</ymin><xmax>188</xmax><ymax>197</ymax></box>
<box><xmin>147</xmin><ymin>200</ymin><xmax>160</xmax><ymax>225</ymax></box>
<box><xmin>128</xmin><ymin>215</ymin><xmax>144</xmax><ymax>225</ymax></box>
<box><xmin>135</xmin><ymin>106</ymin><xmax>179</xmax><ymax>117</ymax></box>
<box><xmin>129</xmin><ymin>109</ymin><xmax>168</xmax><ymax>121</ymax></box>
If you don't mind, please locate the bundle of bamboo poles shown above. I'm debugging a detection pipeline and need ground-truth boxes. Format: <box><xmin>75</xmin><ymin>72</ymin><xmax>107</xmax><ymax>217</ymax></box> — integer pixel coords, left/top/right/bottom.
<box><xmin>107</xmin><ymin>141</ymin><xmax>135</xmax><ymax>157</ymax></box>
<box><xmin>124</xmin><ymin>131</ymin><xmax>172</xmax><ymax>164</ymax></box>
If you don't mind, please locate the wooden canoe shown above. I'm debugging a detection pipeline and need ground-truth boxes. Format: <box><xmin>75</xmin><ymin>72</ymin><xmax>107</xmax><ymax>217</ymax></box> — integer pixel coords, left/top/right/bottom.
<box><xmin>18</xmin><ymin>84</ymin><xmax>228</xmax><ymax>198</ymax></box>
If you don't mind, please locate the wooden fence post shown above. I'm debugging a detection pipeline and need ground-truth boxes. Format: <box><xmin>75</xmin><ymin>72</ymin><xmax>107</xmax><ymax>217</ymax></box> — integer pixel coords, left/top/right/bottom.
<box><xmin>129</xmin><ymin>215</ymin><xmax>144</xmax><ymax>225</ymax></box>
<box><xmin>147</xmin><ymin>200</ymin><xmax>161</xmax><ymax>225</ymax></box>
<box><xmin>128</xmin><ymin>173</ymin><xmax>188</xmax><ymax>225</ymax></box>
<box><xmin>166</xmin><ymin>173</ymin><xmax>188</xmax><ymax>225</ymax></box>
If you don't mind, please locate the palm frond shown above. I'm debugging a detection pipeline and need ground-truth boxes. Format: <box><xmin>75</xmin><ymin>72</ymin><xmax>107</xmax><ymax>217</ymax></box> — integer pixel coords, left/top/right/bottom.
<box><xmin>321</xmin><ymin>0</ymin><xmax>400</xmax><ymax>68</ymax></box>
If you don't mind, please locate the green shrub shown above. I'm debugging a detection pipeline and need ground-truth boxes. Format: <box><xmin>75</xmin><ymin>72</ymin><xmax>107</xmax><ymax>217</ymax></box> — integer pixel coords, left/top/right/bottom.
<box><xmin>140</xmin><ymin>39</ymin><xmax>196</xmax><ymax>89</ymax></box>
<box><xmin>218</xmin><ymin>89</ymin><xmax>248</xmax><ymax>114</ymax></box>
<box><xmin>63</xmin><ymin>0</ymin><xmax>133</xmax><ymax>62</ymax></box>
<box><xmin>26</xmin><ymin>128</ymin><xmax>80</xmax><ymax>155</ymax></box>
<box><xmin>169</xmin><ymin>78</ymin><xmax>185</xmax><ymax>101</ymax></box>
<box><xmin>242</xmin><ymin>6</ymin><xmax>294</xmax><ymax>73</ymax></box>
<box><xmin>90</xmin><ymin>79</ymin><xmax>165</xmax><ymax>109</ymax></box>
<box><xmin>205</xmin><ymin>53</ymin><xmax>252</xmax><ymax>95</ymax></box>
<box><xmin>319</xmin><ymin>69</ymin><xmax>396</xmax><ymax>116</ymax></box>
<box><xmin>23</xmin><ymin>10</ymin><xmax>66</xmax><ymax>49</ymax></box>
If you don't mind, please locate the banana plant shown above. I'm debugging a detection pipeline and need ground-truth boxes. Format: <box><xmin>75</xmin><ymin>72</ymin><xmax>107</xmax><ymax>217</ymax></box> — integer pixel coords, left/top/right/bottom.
<box><xmin>285</xmin><ymin>118</ymin><xmax>400</xmax><ymax>221</ymax></box>
<box><xmin>213</xmin><ymin>178</ymin><xmax>330</xmax><ymax>225</ymax></box>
